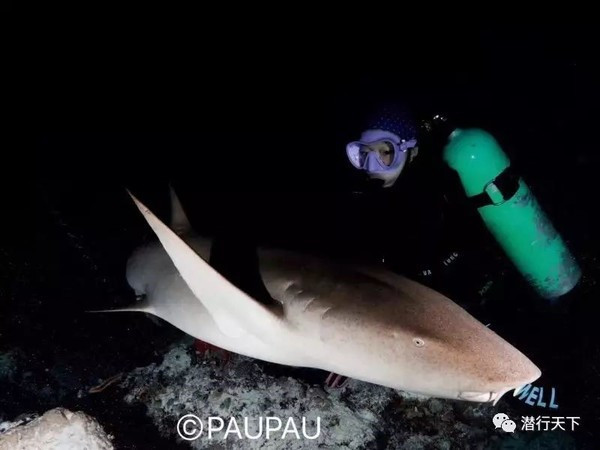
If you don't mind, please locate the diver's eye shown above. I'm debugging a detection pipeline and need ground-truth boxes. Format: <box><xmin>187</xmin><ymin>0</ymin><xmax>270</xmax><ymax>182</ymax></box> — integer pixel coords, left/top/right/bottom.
<box><xmin>413</xmin><ymin>338</ymin><xmax>425</xmax><ymax>347</ymax></box>
<box><xmin>376</xmin><ymin>142</ymin><xmax>394</xmax><ymax>166</ymax></box>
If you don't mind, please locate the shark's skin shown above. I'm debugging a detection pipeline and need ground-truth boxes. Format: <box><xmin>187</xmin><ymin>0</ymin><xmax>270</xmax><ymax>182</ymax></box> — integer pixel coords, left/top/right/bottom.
<box><xmin>121</xmin><ymin>189</ymin><xmax>541</xmax><ymax>403</ymax></box>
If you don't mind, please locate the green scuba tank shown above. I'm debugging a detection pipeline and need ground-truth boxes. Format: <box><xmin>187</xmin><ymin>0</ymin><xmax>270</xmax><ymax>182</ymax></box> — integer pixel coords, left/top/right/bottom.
<box><xmin>443</xmin><ymin>128</ymin><xmax>581</xmax><ymax>299</ymax></box>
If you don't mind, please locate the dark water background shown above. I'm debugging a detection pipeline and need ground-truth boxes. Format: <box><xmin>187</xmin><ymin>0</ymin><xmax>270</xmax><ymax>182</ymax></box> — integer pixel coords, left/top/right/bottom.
<box><xmin>2</xmin><ymin>24</ymin><xmax>600</xmax><ymax>448</ymax></box>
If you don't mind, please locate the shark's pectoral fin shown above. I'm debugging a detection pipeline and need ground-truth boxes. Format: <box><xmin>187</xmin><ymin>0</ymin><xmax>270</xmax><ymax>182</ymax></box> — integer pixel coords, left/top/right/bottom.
<box><xmin>129</xmin><ymin>192</ymin><xmax>284</xmax><ymax>339</ymax></box>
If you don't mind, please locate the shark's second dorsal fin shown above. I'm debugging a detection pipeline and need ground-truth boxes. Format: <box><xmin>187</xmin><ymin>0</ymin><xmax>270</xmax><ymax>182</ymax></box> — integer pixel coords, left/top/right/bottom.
<box><xmin>169</xmin><ymin>185</ymin><xmax>191</xmax><ymax>236</ymax></box>
<box><xmin>129</xmin><ymin>192</ymin><xmax>283</xmax><ymax>339</ymax></box>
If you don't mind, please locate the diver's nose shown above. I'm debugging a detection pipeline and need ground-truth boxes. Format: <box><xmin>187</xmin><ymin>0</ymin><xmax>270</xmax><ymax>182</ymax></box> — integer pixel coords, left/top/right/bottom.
<box><xmin>362</xmin><ymin>151</ymin><xmax>383</xmax><ymax>171</ymax></box>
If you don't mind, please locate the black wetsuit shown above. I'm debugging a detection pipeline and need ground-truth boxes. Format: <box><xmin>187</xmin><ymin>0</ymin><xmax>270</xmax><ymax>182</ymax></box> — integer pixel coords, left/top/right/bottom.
<box><xmin>342</xmin><ymin>122</ymin><xmax>495</xmax><ymax>302</ymax></box>
<box><xmin>209</xmin><ymin>233</ymin><xmax>274</xmax><ymax>306</ymax></box>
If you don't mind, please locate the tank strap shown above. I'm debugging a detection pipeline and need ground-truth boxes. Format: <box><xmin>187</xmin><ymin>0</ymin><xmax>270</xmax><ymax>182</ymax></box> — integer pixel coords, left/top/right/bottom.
<box><xmin>468</xmin><ymin>165</ymin><xmax>520</xmax><ymax>208</ymax></box>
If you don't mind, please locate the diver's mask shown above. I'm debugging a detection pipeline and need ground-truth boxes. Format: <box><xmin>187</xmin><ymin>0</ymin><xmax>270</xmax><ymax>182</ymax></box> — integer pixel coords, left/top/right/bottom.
<box><xmin>346</xmin><ymin>129</ymin><xmax>418</xmax><ymax>188</ymax></box>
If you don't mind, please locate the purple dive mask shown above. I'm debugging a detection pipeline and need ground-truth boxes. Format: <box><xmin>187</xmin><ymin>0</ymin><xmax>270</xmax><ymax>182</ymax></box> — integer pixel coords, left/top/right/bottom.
<box><xmin>346</xmin><ymin>129</ymin><xmax>418</xmax><ymax>174</ymax></box>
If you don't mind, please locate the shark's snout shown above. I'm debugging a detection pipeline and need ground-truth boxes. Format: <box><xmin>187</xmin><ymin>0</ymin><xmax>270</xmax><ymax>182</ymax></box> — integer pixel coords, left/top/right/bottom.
<box><xmin>458</xmin><ymin>361</ymin><xmax>541</xmax><ymax>404</ymax></box>
<box><xmin>451</xmin><ymin>334</ymin><xmax>542</xmax><ymax>404</ymax></box>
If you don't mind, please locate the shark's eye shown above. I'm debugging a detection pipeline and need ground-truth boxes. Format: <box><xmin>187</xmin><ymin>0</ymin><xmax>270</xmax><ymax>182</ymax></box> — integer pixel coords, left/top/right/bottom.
<box><xmin>413</xmin><ymin>338</ymin><xmax>425</xmax><ymax>347</ymax></box>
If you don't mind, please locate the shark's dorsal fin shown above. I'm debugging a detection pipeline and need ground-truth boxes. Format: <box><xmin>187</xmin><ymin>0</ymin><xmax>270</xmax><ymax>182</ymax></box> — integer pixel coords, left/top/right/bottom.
<box><xmin>169</xmin><ymin>185</ymin><xmax>191</xmax><ymax>236</ymax></box>
<box><xmin>129</xmin><ymin>192</ymin><xmax>283</xmax><ymax>338</ymax></box>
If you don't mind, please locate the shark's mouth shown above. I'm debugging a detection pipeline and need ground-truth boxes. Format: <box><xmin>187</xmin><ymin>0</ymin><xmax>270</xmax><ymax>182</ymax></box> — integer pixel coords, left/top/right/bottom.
<box><xmin>458</xmin><ymin>386</ymin><xmax>524</xmax><ymax>405</ymax></box>
<box><xmin>458</xmin><ymin>391</ymin><xmax>496</xmax><ymax>402</ymax></box>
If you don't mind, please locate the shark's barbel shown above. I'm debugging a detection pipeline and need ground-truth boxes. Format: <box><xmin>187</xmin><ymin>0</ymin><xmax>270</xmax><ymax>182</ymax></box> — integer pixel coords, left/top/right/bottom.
<box><xmin>117</xmin><ymin>188</ymin><xmax>541</xmax><ymax>403</ymax></box>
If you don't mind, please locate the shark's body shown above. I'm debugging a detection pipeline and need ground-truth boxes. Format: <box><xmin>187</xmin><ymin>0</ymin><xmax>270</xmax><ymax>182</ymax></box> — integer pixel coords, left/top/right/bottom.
<box><xmin>120</xmin><ymin>189</ymin><xmax>541</xmax><ymax>403</ymax></box>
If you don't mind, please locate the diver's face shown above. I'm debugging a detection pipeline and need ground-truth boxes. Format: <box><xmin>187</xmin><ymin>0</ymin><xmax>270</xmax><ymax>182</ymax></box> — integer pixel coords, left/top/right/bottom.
<box><xmin>360</xmin><ymin>141</ymin><xmax>394</xmax><ymax>166</ymax></box>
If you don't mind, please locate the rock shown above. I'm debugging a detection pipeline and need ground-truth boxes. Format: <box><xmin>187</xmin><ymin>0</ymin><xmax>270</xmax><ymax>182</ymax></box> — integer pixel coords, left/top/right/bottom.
<box><xmin>0</xmin><ymin>407</ymin><xmax>113</xmax><ymax>450</ymax></box>
<box><xmin>427</xmin><ymin>399</ymin><xmax>444</xmax><ymax>415</ymax></box>
<box><xmin>121</xmin><ymin>340</ymin><xmax>516</xmax><ymax>449</ymax></box>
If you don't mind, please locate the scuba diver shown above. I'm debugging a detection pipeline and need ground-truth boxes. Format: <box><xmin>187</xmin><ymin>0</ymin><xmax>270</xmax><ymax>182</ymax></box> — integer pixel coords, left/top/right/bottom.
<box><xmin>313</xmin><ymin>103</ymin><xmax>500</xmax><ymax>388</ymax></box>
<box><xmin>342</xmin><ymin>103</ymin><xmax>485</xmax><ymax>289</ymax></box>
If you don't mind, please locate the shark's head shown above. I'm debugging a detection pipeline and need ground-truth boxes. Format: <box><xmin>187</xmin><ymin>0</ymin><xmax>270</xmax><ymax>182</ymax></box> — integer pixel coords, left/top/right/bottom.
<box><xmin>321</xmin><ymin>277</ymin><xmax>541</xmax><ymax>403</ymax></box>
